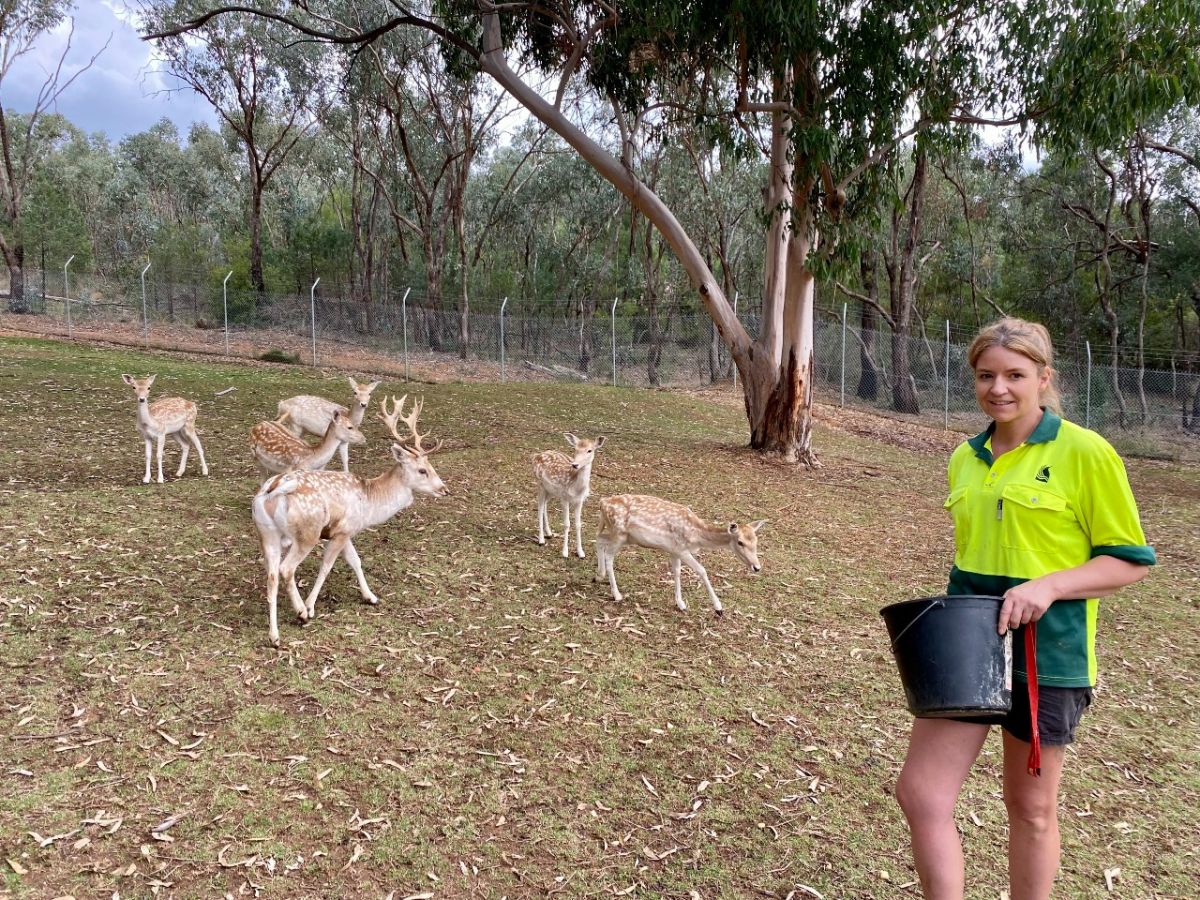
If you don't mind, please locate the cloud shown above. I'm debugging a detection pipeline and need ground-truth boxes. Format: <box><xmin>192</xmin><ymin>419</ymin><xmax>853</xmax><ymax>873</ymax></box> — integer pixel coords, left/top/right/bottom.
<box><xmin>3</xmin><ymin>1</ymin><xmax>218</xmax><ymax>143</ymax></box>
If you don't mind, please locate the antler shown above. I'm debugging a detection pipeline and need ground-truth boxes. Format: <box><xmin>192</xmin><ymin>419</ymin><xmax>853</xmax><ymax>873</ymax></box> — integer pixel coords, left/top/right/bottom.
<box><xmin>377</xmin><ymin>394</ymin><xmax>441</xmax><ymax>454</ymax></box>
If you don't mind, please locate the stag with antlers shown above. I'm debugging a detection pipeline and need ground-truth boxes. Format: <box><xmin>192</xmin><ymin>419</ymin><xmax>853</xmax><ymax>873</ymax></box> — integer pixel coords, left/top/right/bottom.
<box><xmin>252</xmin><ymin>394</ymin><xmax>447</xmax><ymax>647</ymax></box>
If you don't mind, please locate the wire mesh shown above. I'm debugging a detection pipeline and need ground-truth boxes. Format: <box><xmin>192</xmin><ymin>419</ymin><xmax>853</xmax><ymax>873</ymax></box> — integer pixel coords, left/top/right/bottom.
<box><xmin>9</xmin><ymin>265</ymin><xmax>1199</xmax><ymax>458</ymax></box>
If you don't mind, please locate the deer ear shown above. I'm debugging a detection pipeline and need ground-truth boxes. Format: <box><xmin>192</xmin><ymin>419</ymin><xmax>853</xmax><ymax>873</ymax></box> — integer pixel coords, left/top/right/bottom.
<box><xmin>595</xmin><ymin>435</ymin><xmax>606</xmax><ymax>450</ymax></box>
<box><xmin>367</xmin><ymin>380</ymin><xmax>381</xmax><ymax>392</ymax></box>
<box><xmin>348</xmin><ymin>376</ymin><xmax>360</xmax><ymax>390</ymax></box>
<box><xmin>146</xmin><ymin>374</ymin><xmax>156</xmax><ymax>386</ymax></box>
<box><xmin>750</xmin><ymin>519</ymin><xmax>768</xmax><ymax>533</ymax></box>
<box><xmin>727</xmin><ymin>522</ymin><xmax>738</xmax><ymax>534</ymax></box>
<box><xmin>563</xmin><ymin>432</ymin><xmax>578</xmax><ymax>447</ymax></box>
<box><xmin>122</xmin><ymin>374</ymin><xmax>134</xmax><ymax>385</ymax></box>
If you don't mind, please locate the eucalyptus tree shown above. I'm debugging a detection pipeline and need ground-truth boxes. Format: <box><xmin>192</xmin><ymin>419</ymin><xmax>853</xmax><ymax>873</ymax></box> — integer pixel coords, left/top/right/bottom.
<box><xmin>141</xmin><ymin>0</ymin><xmax>325</xmax><ymax>301</ymax></box>
<box><xmin>19</xmin><ymin>114</ymin><xmax>94</xmax><ymax>285</ymax></box>
<box><xmin>0</xmin><ymin>0</ymin><xmax>104</xmax><ymax>311</ymax></box>
<box><xmin>148</xmin><ymin>0</ymin><xmax>1200</xmax><ymax>462</ymax></box>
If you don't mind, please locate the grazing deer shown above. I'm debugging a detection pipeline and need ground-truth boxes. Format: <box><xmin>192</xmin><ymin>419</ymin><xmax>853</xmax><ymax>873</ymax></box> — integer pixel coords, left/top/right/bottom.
<box><xmin>251</xmin><ymin>394</ymin><xmax>447</xmax><ymax>647</ymax></box>
<box><xmin>250</xmin><ymin>412</ymin><xmax>366</xmax><ymax>478</ymax></box>
<box><xmin>121</xmin><ymin>374</ymin><xmax>210</xmax><ymax>484</ymax></box>
<box><xmin>532</xmin><ymin>433</ymin><xmax>606</xmax><ymax>558</ymax></box>
<box><xmin>276</xmin><ymin>377</ymin><xmax>381</xmax><ymax>472</ymax></box>
<box><xmin>594</xmin><ymin>494</ymin><xmax>765</xmax><ymax>616</ymax></box>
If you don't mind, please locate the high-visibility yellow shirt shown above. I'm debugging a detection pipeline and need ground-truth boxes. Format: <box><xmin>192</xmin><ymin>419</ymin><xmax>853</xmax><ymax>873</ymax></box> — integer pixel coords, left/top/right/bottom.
<box><xmin>946</xmin><ymin>410</ymin><xmax>1156</xmax><ymax>687</ymax></box>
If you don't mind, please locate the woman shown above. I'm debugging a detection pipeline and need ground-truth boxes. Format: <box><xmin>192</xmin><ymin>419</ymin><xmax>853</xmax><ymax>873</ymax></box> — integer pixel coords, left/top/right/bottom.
<box><xmin>895</xmin><ymin>318</ymin><xmax>1156</xmax><ymax>899</ymax></box>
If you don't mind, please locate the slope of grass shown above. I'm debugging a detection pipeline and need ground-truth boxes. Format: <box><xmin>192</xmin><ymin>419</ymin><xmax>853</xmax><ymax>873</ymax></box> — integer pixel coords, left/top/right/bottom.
<box><xmin>0</xmin><ymin>336</ymin><xmax>1196</xmax><ymax>899</ymax></box>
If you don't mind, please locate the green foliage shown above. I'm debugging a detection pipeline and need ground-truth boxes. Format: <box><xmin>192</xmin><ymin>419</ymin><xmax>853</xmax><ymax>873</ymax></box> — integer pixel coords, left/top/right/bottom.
<box><xmin>258</xmin><ymin>348</ymin><xmax>300</xmax><ymax>363</ymax></box>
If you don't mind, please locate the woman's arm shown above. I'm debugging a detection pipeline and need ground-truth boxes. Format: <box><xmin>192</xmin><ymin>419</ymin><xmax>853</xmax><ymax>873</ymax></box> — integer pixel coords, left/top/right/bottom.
<box><xmin>996</xmin><ymin>556</ymin><xmax>1149</xmax><ymax>634</ymax></box>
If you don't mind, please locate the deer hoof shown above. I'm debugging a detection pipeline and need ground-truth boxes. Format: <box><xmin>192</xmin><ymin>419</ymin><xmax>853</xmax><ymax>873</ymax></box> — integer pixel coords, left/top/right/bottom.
<box><xmin>714</xmin><ymin>608</ymin><xmax>724</xmax><ymax>618</ymax></box>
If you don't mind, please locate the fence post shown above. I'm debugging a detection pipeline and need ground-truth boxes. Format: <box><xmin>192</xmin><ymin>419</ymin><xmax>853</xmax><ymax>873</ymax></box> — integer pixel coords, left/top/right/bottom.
<box><xmin>222</xmin><ymin>270</ymin><xmax>233</xmax><ymax>355</ymax></box>
<box><xmin>401</xmin><ymin>287</ymin><xmax>411</xmax><ymax>382</ymax></box>
<box><xmin>64</xmin><ymin>255</ymin><xmax>75</xmax><ymax>339</ymax></box>
<box><xmin>140</xmin><ymin>261</ymin><xmax>151</xmax><ymax>345</ymax></box>
<box><xmin>840</xmin><ymin>302</ymin><xmax>847</xmax><ymax>407</ymax></box>
<box><xmin>1085</xmin><ymin>340</ymin><xmax>1093</xmax><ymax>429</ymax></box>
<box><xmin>611</xmin><ymin>297</ymin><xmax>619</xmax><ymax>387</ymax></box>
<box><xmin>731</xmin><ymin>291</ymin><xmax>740</xmax><ymax>393</ymax></box>
<box><xmin>944</xmin><ymin>319</ymin><xmax>951</xmax><ymax>429</ymax></box>
<box><xmin>310</xmin><ymin>277</ymin><xmax>321</xmax><ymax>366</ymax></box>
<box><xmin>500</xmin><ymin>296</ymin><xmax>508</xmax><ymax>382</ymax></box>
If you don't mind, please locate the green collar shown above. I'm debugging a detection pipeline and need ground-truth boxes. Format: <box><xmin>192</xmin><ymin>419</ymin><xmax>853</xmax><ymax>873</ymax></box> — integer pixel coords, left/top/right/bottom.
<box><xmin>968</xmin><ymin>409</ymin><xmax>1062</xmax><ymax>465</ymax></box>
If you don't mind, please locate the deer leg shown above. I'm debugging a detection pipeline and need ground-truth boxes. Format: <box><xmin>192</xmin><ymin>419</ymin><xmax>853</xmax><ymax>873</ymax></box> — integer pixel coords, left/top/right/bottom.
<box><xmin>606</xmin><ymin>540</ymin><xmax>624</xmax><ymax>602</ymax></box>
<box><xmin>536</xmin><ymin>490</ymin><xmax>548</xmax><ymax>544</ymax></box>
<box><xmin>681</xmin><ymin>551</ymin><xmax>722</xmax><ymax>616</ymax></box>
<box><xmin>261</xmin><ymin>538</ymin><xmax>283</xmax><ymax>647</ymax></box>
<box><xmin>340</xmin><ymin>539</ymin><xmax>379</xmax><ymax>605</ymax></box>
<box><xmin>560</xmin><ymin>501</ymin><xmax>571</xmax><ymax>558</ymax></box>
<box><xmin>670</xmin><ymin>557</ymin><xmax>686</xmax><ymax>612</ymax></box>
<box><xmin>173</xmin><ymin>433</ymin><xmax>190</xmax><ymax>477</ymax></box>
<box><xmin>303</xmin><ymin>534</ymin><xmax>350</xmax><ymax>620</ymax></box>
<box><xmin>142</xmin><ymin>437</ymin><xmax>153</xmax><ymax>483</ymax></box>
<box><xmin>594</xmin><ymin>539</ymin><xmax>608</xmax><ymax>582</ymax></box>
<box><xmin>187</xmin><ymin>426</ymin><xmax>209</xmax><ymax>476</ymax></box>
<box><xmin>279</xmin><ymin>544</ymin><xmax>311</xmax><ymax>622</ymax></box>
<box><xmin>155</xmin><ymin>433</ymin><xmax>167</xmax><ymax>483</ymax></box>
<box><xmin>574</xmin><ymin>501</ymin><xmax>586</xmax><ymax>559</ymax></box>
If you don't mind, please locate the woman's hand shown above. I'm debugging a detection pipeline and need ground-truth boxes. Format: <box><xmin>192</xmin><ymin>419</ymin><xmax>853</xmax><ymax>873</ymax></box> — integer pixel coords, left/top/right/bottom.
<box><xmin>998</xmin><ymin>577</ymin><xmax>1059</xmax><ymax>634</ymax></box>
<box><xmin>996</xmin><ymin>556</ymin><xmax>1149</xmax><ymax>634</ymax></box>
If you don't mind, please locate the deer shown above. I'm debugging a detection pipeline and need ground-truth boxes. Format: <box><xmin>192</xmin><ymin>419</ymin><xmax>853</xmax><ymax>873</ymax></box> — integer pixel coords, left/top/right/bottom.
<box><xmin>532</xmin><ymin>433</ymin><xmax>606</xmax><ymax>558</ymax></box>
<box><xmin>251</xmin><ymin>394</ymin><xmax>447</xmax><ymax>647</ymax></box>
<box><xmin>275</xmin><ymin>377</ymin><xmax>381</xmax><ymax>472</ymax></box>
<box><xmin>594</xmin><ymin>494</ymin><xmax>766</xmax><ymax>616</ymax></box>
<box><xmin>121</xmin><ymin>374</ymin><xmax>210</xmax><ymax>484</ymax></box>
<box><xmin>249</xmin><ymin>412</ymin><xmax>366</xmax><ymax>479</ymax></box>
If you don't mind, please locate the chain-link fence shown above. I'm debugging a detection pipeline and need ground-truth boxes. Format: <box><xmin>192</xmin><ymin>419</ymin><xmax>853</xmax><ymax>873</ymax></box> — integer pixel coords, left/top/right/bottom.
<box><xmin>8</xmin><ymin>266</ymin><xmax>1200</xmax><ymax>458</ymax></box>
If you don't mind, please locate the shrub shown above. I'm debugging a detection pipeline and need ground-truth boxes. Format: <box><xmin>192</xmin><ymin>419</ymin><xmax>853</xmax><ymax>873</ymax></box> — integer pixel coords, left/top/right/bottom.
<box><xmin>259</xmin><ymin>349</ymin><xmax>300</xmax><ymax>364</ymax></box>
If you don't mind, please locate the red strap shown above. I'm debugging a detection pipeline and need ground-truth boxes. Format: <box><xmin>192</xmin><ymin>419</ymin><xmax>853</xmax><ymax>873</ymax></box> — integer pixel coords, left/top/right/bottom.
<box><xmin>1025</xmin><ymin>622</ymin><xmax>1041</xmax><ymax>777</ymax></box>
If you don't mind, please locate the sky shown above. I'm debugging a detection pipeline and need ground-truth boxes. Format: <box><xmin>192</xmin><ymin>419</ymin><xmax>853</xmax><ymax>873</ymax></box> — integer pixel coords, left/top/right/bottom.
<box><xmin>3</xmin><ymin>1</ymin><xmax>218</xmax><ymax>144</ymax></box>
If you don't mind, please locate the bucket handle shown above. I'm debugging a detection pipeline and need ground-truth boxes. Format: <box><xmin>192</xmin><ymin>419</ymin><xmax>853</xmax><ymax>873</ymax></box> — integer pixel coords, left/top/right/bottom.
<box><xmin>888</xmin><ymin>597</ymin><xmax>945</xmax><ymax>652</ymax></box>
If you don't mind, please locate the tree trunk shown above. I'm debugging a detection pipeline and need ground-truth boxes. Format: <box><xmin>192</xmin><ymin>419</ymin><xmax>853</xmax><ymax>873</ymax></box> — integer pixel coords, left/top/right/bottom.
<box><xmin>578</xmin><ymin>292</ymin><xmax>595</xmax><ymax>374</ymax></box>
<box><xmin>479</xmin><ymin>14</ymin><xmax>819</xmax><ymax>462</ymax></box>
<box><xmin>456</xmin><ymin>205</ymin><xmax>470</xmax><ymax>360</ymax></box>
<box><xmin>857</xmin><ymin>250</ymin><xmax>880</xmax><ymax>400</ymax></box>
<box><xmin>3</xmin><ymin>245</ymin><xmax>25</xmax><ymax>313</ymax></box>
<box><xmin>890</xmin><ymin>146</ymin><xmax>929</xmax><ymax>415</ymax></box>
<box><xmin>249</xmin><ymin>184</ymin><xmax>266</xmax><ymax>303</ymax></box>
<box><xmin>745</xmin><ymin>338</ymin><xmax>815</xmax><ymax>464</ymax></box>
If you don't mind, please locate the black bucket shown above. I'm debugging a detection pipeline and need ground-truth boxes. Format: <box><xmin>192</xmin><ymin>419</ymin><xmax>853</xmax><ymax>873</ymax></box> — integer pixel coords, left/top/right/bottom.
<box><xmin>880</xmin><ymin>595</ymin><xmax>1012</xmax><ymax>717</ymax></box>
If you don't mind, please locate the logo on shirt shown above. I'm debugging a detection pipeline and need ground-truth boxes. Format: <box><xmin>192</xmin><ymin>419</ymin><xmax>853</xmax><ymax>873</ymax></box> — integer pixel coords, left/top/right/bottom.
<box><xmin>1035</xmin><ymin>465</ymin><xmax>1051</xmax><ymax>483</ymax></box>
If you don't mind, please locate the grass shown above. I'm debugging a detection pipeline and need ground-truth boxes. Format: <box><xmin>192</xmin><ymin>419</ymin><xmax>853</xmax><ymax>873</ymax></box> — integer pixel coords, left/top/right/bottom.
<box><xmin>0</xmin><ymin>335</ymin><xmax>1197</xmax><ymax>899</ymax></box>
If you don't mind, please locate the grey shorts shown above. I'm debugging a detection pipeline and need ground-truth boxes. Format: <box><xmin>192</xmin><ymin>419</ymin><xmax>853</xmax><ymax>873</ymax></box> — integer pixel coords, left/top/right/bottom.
<box><xmin>950</xmin><ymin>684</ymin><xmax>1093</xmax><ymax>745</ymax></box>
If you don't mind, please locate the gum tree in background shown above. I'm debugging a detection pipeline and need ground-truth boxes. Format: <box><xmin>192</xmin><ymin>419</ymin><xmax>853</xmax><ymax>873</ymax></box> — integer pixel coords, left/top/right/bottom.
<box><xmin>145</xmin><ymin>1</ymin><xmax>1200</xmax><ymax>462</ymax></box>
<box><xmin>141</xmin><ymin>0</ymin><xmax>323</xmax><ymax>303</ymax></box>
<box><xmin>0</xmin><ymin>0</ymin><xmax>103</xmax><ymax>312</ymax></box>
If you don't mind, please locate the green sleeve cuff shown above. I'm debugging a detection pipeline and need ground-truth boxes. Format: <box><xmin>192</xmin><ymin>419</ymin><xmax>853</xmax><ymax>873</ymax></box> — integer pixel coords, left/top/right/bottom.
<box><xmin>1091</xmin><ymin>545</ymin><xmax>1157</xmax><ymax>566</ymax></box>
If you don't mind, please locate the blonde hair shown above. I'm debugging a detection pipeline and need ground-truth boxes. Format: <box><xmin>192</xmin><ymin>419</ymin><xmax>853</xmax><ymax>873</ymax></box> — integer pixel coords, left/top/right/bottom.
<box><xmin>967</xmin><ymin>317</ymin><xmax>1062</xmax><ymax>414</ymax></box>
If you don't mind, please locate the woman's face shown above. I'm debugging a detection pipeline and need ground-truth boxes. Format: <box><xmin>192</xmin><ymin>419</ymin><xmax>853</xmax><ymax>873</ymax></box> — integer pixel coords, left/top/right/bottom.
<box><xmin>973</xmin><ymin>344</ymin><xmax>1050</xmax><ymax>430</ymax></box>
